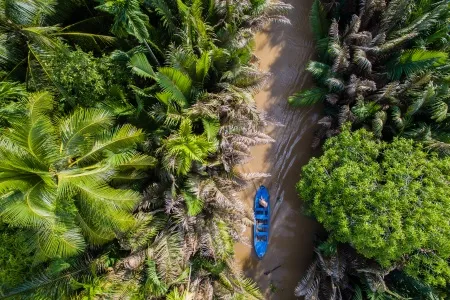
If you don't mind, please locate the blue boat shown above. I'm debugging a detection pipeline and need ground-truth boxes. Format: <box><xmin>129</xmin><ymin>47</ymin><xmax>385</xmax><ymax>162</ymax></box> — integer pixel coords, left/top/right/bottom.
<box><xmin>253</xmin><ymin>185</ymin><xmax>270</xmax><ymax>259</ymax></box>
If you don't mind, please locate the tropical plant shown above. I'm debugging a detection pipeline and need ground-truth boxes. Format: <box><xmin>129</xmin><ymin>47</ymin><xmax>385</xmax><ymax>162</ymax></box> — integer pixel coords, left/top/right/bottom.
<box><xmin>296</xmin><ymin>244</ymin><xmax>396</xmax><ymax>300</ymax></box>
<box><xmin>289</xmin><ymin>0</ymin><xmax>450</xmax><ymax>151</ymax></box>
<box><xmin>0</xmin><ymin>91</ymin><xmax>153</xmax><ymax>259</ymax></box>
<box><xmin>88</xmin><ymin>0</ymin><xmax>285</xmax><ymax>298</ymax></box>
<box><xmin>39</xmin><ymin>43</ymin><xmax>132</xmax><ymax>110</ymax></box>
<box><xmin>160</xmin><ymin>119</ymin><xmax>217</xmax><ymax>175</ymax></box>
<box><xmin>0</xmin><ymin>225</ymin><xmax>34</xmax><ymax>296</ymax></box>
<box><xmin>2</xmin><ymin>253</ymin><xmax>116</xmax><ymax>299</ymax></box>
<box><xmin>298</xmin><ymin>125</ymin><xmax>450</xmax><ymax>288</ymax></box>
<box><xmin>0</xmin><ymin>0</ymin><xmax>115</xmax><ymax>83</ymax></box>
<box><xmin>0</xmin><ymin>0</ymin><xmax>290</xmax><ymax>298</ymax></box>
<box><xmin>96</xmin><ymin>0</ymin><xmax>160</xmax><ymax>65</ymax></box>
<box><xmin>385</xmin><ymin>270</ymin><xmax>443</xmax><ymax>300</ymax></box>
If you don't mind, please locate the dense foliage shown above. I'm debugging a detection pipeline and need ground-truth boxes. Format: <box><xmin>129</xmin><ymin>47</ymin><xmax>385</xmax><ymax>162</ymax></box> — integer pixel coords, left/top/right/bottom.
<box><xmin>0</xmin><ymin>91</ymin><xmax>150</xmax><ymax>259</ymax></box>
<box><xmin>298</xmin><ymin>126</ymin><xmax>450</xmax><ymax>288</ymax></box>
<box><xmin>0</xmin><ymin>225</ymin><xmax>34</xmax><ymax>294</ymax></box>
<box><xmin>0</xmin><ymin>0</ymin><xmax>291</xmax><ymax>298</ymax></box>
<box><xmin>295</xmin><ymin>243</ymin><xmax>409</xmax><ymax>299</ymax></box>
<box><xmin>289</xmin><ymin>0</ymin><xmax>450</xmax><ymax>151</ymax></box>
<box><xmin>292</xmin><ymin>0</ymin><xmax>450</xmax><ymax>298</ymax></box>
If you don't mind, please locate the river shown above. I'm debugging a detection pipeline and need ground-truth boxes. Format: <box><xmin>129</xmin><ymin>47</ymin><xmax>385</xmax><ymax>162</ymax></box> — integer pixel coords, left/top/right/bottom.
<box><xmin>233</xmin><ymin>0</ymin><xmax>322</xmax><ymax>298</ymax></box>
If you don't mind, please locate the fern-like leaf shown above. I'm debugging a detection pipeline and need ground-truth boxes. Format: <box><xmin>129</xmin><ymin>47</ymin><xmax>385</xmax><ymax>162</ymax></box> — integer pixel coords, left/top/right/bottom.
<box><xmin>288</xmin><ymin>87</ymin><xmax>328</xmax><ymax>106</ymax></box>
<box><xmin>387</xmin><ymin>50</ymin><xmax>448</xmax><ymax>80</ymax></box>
<box><xmin>129</xmin><ymin>53</ymin><xmax>156</xmax><ymax>79</ymax></box>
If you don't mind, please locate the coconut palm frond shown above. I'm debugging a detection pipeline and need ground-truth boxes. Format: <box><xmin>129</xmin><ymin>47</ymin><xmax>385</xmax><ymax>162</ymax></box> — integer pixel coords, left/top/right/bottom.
<box><xmin>156</xmin><ymin>67</ymin><xmax>193</xmax><ymax>108</ymax></box>
<box><xmin>295</xmin><ymin>261</ymin><xmax>320</xmax><ymax>297</ymax></box>
<box><xmin>147</xmin><ymin>0</ymin><xmax>178</xmax><ymax>34</ymax></box>
<box><xmin>310</xmin><ymin>0</ymin><xmax>331</xmax><ymax>42</ymax></box>
<box><xmin>3</xmin><ymin>254</ymin><xmax>106</xmax><ymax>299</ymax></box>
<box><xmin>288</xmin><ymin>87</ymin><xmax>328</xmax><ymax>106</ymax></box>
<box><xmin>149</xmin><ymin>230</ymin><xmax>184</xmax><ymax>283</ymax></box>
<box><xmin>380</xmin><ymin>0</ymin><xmax>414</xmax><ymax>33</ymax></box>
<box><xmin>387</xmin><ymin>50</ymin><xmax>448</xmax><ymax>80</ymax></box>
<box><xmin>372</xmin><ymin>110</ymin><xmax>387</xmax><ymax>137</ymax></box>
<box><xmin>129</xmin><ymin>53</ymin><xmax>156</xmax><ymax>79</ymax></box>
<box><xmin>353</xmin><ymin>48</ymin><xmax>372</xmax><ymax>73</ymax></box>
<box><xmin>307</xmin><ymin>60</ymin><xmax>331</xmax><ymax>83</ymax></box>
<box><xmin>405</xmin><ymin>83</ymin><xmax>435</xmax><ymax>117</ymax></box>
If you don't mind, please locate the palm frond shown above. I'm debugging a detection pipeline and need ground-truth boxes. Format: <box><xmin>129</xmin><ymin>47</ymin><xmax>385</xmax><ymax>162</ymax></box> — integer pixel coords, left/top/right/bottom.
<box><xmin>387</xmin><ymin>50</ymin><xmax>448</xmax><ymax>80</ymax></box>
<box><xmin>36</xmin><ymin>226</ymin><xmax>86</xmax><ymax>258</ymax></box>
<box><xmin>144</xmin><ymin>259</ymin><xmax>168</xmax><ymax>297</ymax></box>
<box><xmin>53</xmin><ymin>32</ymin><xmax>116</xmax><ymax>49</ymax></box>
<box><xmin>7</xmin><ymin>116</ymin><xmax>59</xmax><ymax>165</ymax></box>
<box><xmin>380</xmin><ymin>0</ymin><xmax>414</xmax><ymax>33</ymax></box>
<box><xmin>195</xmin><ymin>51</ymin><xmax>211</xmax><ymax>83</ymax></box>
<box><xmin>129</xmin><ymin>53</ymin><xmax>156</xmax><ymax>79</ymax></box>
<box><xmin>306</xmin><ymin>60</ymin><xmax>331</xmax><ymax>83</ymax></box>
<box><xmin>3</xmin><ymin>254</ymin><xmax>104</xmax><ymax>299</ymax></box>
<box><xmin>295</xmin><ymin>261</ymin><xmax>320</xmax><ymax>298</ymax></box>
<box><xmin>390</xmin><ymin>106</ymin><xmax>405</xmax><ymax>130</ymax></box>
<box><xmin>156</xmin><ymin>67</ymin><xmax>193</xmax><ymax>108</ymax></box>
<box><xmin>353</xmin><ymin>48</ymin><xmax>372</xmax><ymax>73</ymax></box>
<box><xmin>27</xmin><ymin>91</ymin><xmax>54</xmax><ymax>122</ymax></box>
<box><xmin>59</xmin><ymin>108</ymin><xmax>114</xmax><ymax>156</ymax></box>
<box><xmin>405</xmin><ymin>83</ymin><xmax>435</xmax><ymax>117</ymax></box>
<box><xmin>372</xmin><ymin>111</ymin><xmax>387</xmax><ymax>137</ymax></box>
<box><xmin>288</xmin><ymin>87</ymin><xmax>328</xmax><ymax>106</ymax></box>
<box><xmin>310</xmin><ymin>0</ymin><xmax>331</xmax><ymax>42</ymax></box>
<box><xmin>183</xmin><ymin>192</ymin><xmax>204</xmax><ymax>216</ymax></box>
<box><xmin>3</xmin><ymin>0</ymin><xmax>56</xmax><ymax>26</ymax></box>
<box><xmin>0</xmin><ymin>81</ymin><xmax>27</xmax><ymax>101</ymax></box>
<box><xmin>391</xmin><ymin>1</ymin><xmax>448</xmax><ymax>38</ymax></box>
<box><xmin>149</xmin><ymin>230</ymin><xmax>184</xmax><ymax>283</ymax></box>
<box><xmin>429</xmin><ymin>100</ymin><xmax>448</xmax><ymax>122</ymax></box>
<box><xmin>147</xmin><ymin>0</ymin><xmax>178</xmax><ymax>34</ymax></box>
<box><xmin>71</xmin><ymin>124</ymin><xmax>145</xmax><ymax>166</ymax></box>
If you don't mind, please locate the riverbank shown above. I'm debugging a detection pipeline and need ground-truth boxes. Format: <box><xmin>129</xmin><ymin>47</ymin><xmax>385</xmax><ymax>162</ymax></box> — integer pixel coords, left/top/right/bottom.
<box><xmin>233</xmin><ymin>0</ymin><xmax>321</xmax><ymax>298</ymax></box>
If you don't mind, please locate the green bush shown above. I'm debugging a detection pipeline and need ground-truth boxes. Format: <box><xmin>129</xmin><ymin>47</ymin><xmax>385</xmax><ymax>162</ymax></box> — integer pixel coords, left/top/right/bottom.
<box><xmin>298</xmin><ymin>125</ymin><xmax>450</xmax><ymax>287</ymax></box>
<box><xmin>0</xmin><ymin>225</ymin><xmax>34</xmax><ymax>295</ymax></box>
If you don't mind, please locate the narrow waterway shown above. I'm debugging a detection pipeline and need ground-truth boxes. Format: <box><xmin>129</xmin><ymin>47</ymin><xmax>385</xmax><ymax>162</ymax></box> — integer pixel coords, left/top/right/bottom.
<box><xmin>234</xmin><ymin>0</ymin><xmax>321</xmax><ymax>298</ymax></box>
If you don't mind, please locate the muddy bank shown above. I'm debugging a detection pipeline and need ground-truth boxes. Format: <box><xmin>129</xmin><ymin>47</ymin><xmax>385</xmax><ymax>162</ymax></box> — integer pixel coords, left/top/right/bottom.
<box><xmin>233</xmin><ymin>0</ymin><xmax>321</xmax><ymax>298</ymax></box>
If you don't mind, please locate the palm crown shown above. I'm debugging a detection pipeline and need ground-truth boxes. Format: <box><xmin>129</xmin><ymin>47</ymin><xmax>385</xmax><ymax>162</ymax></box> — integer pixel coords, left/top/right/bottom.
<box><xmin>0</xmin><ymin>91</ymin><xmax>154</xmax><ymax>259</ymax></box>
<box><xmin>289</xmin><ymin>0</ymin><xmax>450</xmax><ymax>150</ymax></box>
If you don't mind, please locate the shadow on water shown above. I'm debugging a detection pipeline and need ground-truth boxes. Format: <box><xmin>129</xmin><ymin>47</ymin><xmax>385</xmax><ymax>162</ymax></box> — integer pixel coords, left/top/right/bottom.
<box><xmin>233</xmin><ymin>0</ymin><xmax>325</xmax><ymax>298</ymax></box>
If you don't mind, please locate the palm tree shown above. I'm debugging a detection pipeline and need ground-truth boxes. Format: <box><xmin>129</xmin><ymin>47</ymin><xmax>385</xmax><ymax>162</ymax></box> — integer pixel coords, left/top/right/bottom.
<box><xmin>0</xmin><ymin>91</ymin><xmax>155</xmax><ymax>258</ymax></box>
<box><xmin>295</xmin><ymin>245</ymin><xmax>395</xmax><ymax>300</ymax></box>
<box><xmin>295</xmin><ymin>247</ymin><xmax>353</xmax><ymax>299</ymax></box>
<box><xmin>288</xmin><ymin>0</ymin><xmax>450</xmax><ymax>151</ymax></box>
<box><xmin>2</xmin><ymin>253</ymin><xmax>112</xmax><ymax>299</ymax></box>
<box><xmin>0</xmin><ymin>0</ymin><xmax>115</xmax><ymax>83</ymax></box>
<box><xmin>96</xmin><ymin>0</ymin><xmax>160</xmax><ymax>66</ymax></box>
<box><xmin>160</xmin><ymin>119</ymin><xmax>217</xmax><ymax>175</ymax></box>
<box><xmin>21</xmin><ymin>0</ymin><xmax>290</xmax><ymax>297</ymax></box>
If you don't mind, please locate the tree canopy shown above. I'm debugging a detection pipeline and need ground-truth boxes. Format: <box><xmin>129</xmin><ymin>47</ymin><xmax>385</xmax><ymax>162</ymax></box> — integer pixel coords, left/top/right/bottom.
<box><xmin>0</xmin><ymin>0</ymin><xmax>290</xmax><ymax>298</ymax></box>
<box><xmin>289</xmin><ymin>0</ymin><xmax>450</xmax><ymax>152</ymax></box>
<box><xmin>298</xmin><ymin>125</ymin><xmax>450</xmax><ymax>287</ymax></box>
<box><xmin>0</xmin><ymin>91</ymin><xmax>152</xmax><ymax>259</ymax></box>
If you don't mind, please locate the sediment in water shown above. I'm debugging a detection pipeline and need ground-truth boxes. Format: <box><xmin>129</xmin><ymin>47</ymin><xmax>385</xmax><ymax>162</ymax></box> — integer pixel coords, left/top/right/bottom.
<box><xmin>233</xmin><ymin>0</ymin><xmax>322</xmax><ymax>298</ymax></box>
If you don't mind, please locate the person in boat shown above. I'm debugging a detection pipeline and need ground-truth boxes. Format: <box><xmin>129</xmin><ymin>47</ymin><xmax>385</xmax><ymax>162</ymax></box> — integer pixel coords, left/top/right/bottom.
<box><xmin>259</xmin><ymin>196</ymin><xmax>268</xmax><ymax>208</ymax></box>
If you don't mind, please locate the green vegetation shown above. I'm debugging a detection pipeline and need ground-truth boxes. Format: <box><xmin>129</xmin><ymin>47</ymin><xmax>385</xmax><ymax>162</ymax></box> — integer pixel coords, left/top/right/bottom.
<box><xmin>299</xmin><ymin>126</ymin><xmax>450</xmax><ymax>287</ymax></box>
<box><xmin>0</xmin><ymin>91</ymin><xmax>147</xmax><ymax>259</ymax></box>
<box><xmin>290</xmin><ymin>0</ymin><xmax>450</xmax><ymax>150</ymax></box>
<box><xmin>292</xmin><ymin>0</ymin><xmax>450</xmax><ymax>298</ymax></box>
<box><xmin>0</xmin><ymin>0</ymin><xmax>291</xmax><ymax>298</ymax></box>
<box><xmin>296</xmin><ymin>244</ymin><xmax>404</xmax><ymax>299</ymax></box>
<box><xmin>0</xmin><ymin>225</ymin><xmax>34</xmax><ymax>294</ymax></box>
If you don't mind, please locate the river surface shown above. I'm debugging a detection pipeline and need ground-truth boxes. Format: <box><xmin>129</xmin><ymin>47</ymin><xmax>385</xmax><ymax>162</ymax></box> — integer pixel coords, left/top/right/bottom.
<box><xmin>233</xmin><ymin>0</ymin><xmax>321</xmax><ymax>298</ymax></box>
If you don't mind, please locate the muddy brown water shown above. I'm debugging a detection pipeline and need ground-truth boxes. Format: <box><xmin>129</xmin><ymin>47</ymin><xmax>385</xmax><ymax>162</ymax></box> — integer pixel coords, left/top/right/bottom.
<box><xmin>233</xmin><ymin>0</ymin><xmax>322</xmax><ymax>298</ymax></box>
